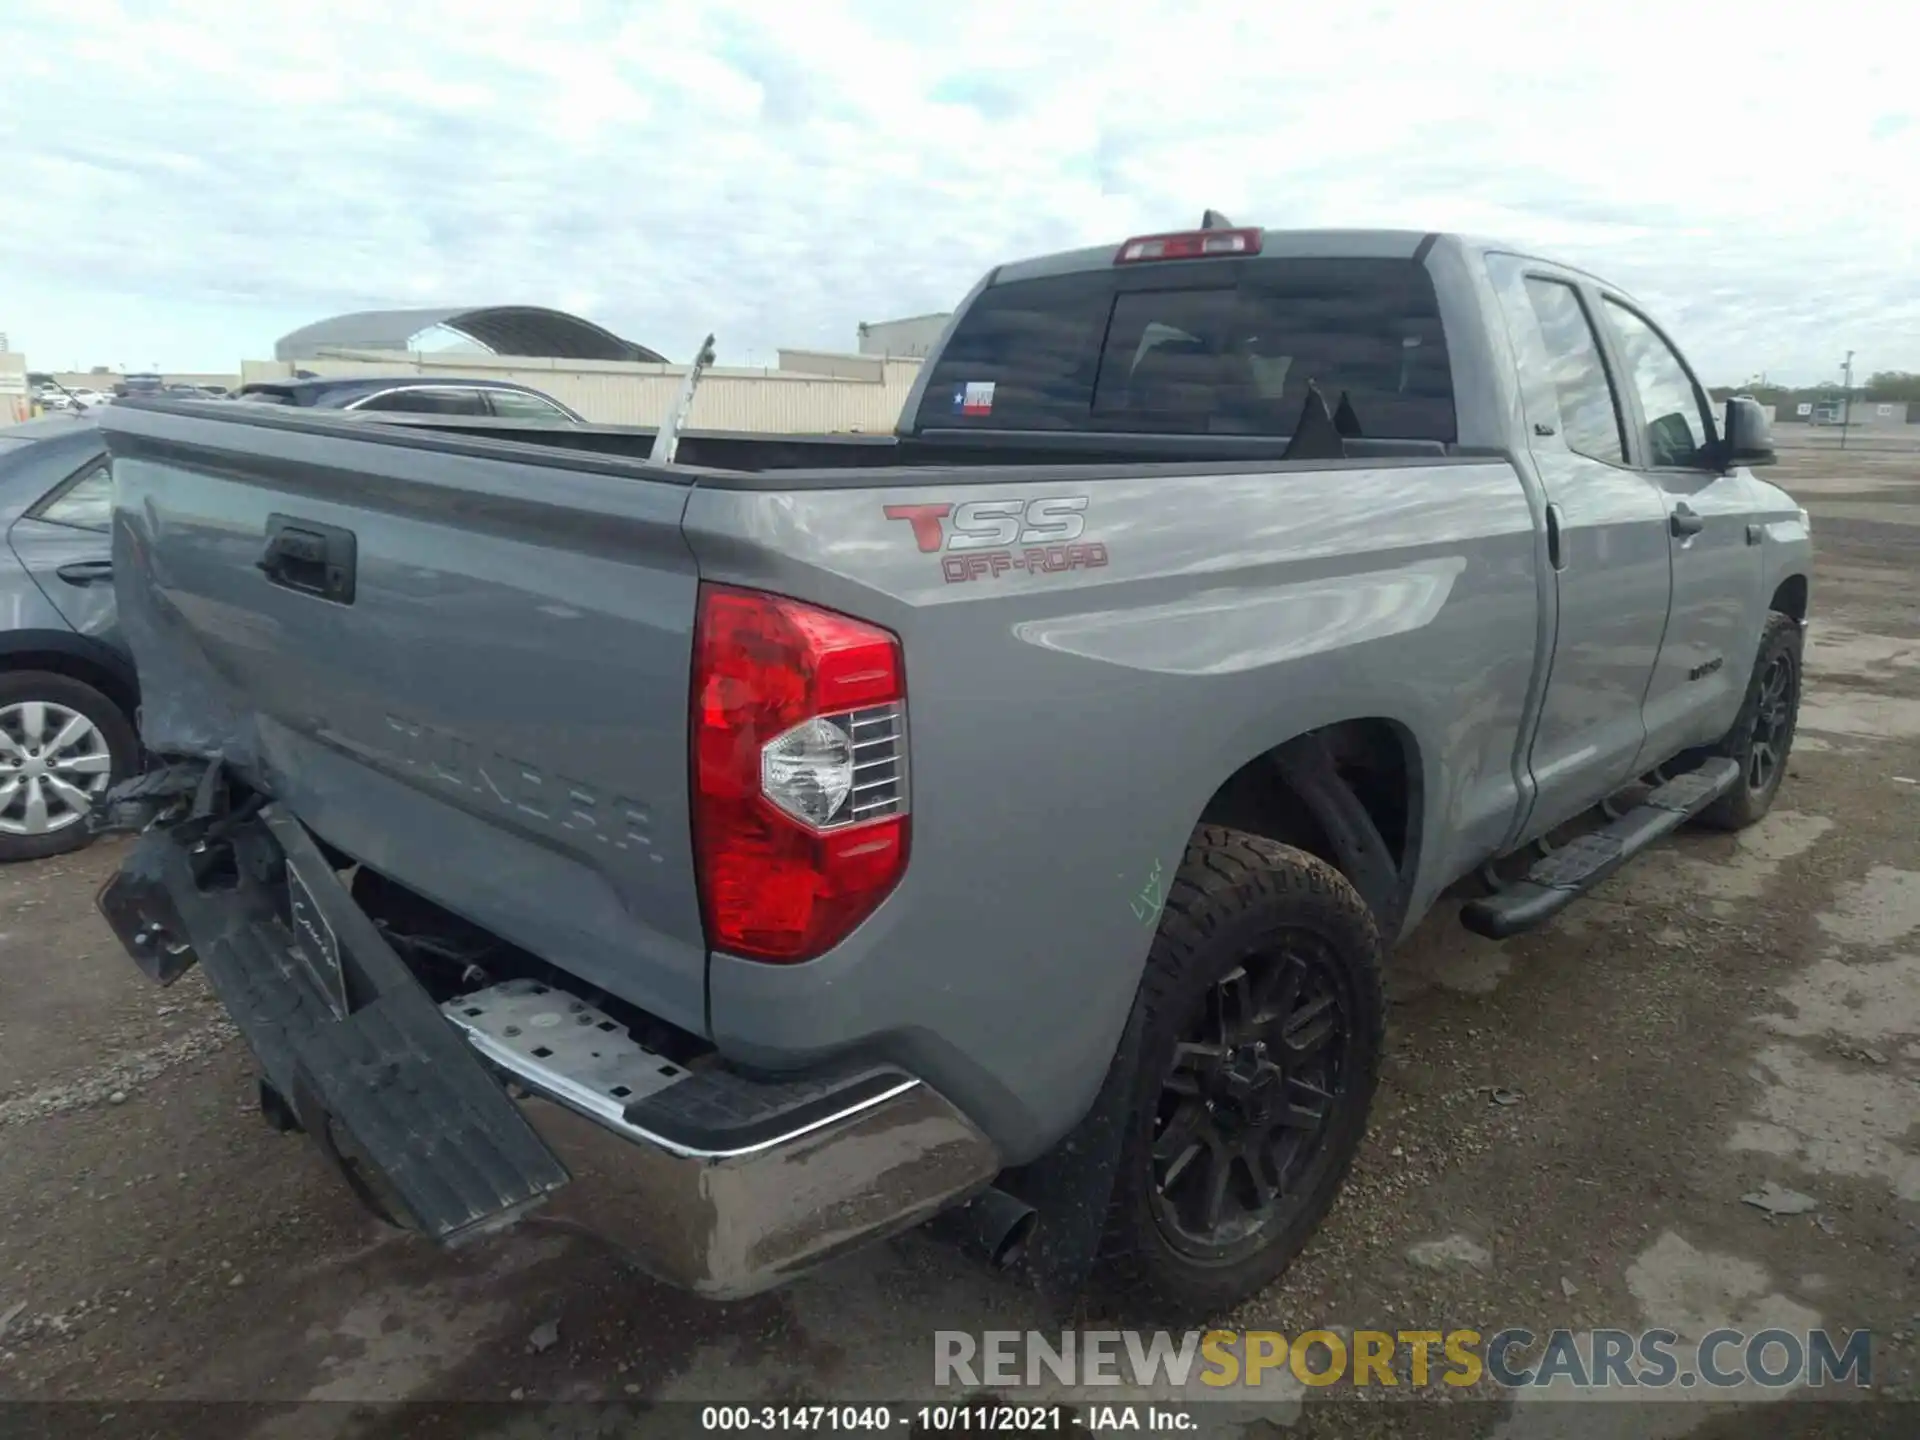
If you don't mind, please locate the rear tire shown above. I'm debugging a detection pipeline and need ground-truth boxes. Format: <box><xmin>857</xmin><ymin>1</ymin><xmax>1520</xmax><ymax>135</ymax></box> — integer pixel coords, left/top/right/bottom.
<box><xmin>1095</xmin><ymin>826</ymin><xmax>1384</xmax><ymax>1316</ymax></box>
<box><xmin>0</xmin><ymin>670</ymin><xmax>138</xmax><ymax>863</ymax></box>
<box><xmin>1697</xmin><ymin>612</ymin><xmax>1802</xmax><ymax>832</ymax></box>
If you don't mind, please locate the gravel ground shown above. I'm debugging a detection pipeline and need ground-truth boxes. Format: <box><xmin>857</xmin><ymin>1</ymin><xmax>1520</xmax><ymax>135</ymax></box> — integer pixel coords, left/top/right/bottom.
<box><xmin>1</xmin><ymin>447</ymin><xmax>1916</xmax><ymax>1438</ymax></box>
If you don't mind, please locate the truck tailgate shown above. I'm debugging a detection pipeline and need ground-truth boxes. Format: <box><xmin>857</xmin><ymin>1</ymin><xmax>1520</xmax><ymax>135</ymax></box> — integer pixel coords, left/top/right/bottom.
<box><xmin>98</xmin><ymin>402</ymin><xmax>711</xmax><ymax>1037</ymax></box>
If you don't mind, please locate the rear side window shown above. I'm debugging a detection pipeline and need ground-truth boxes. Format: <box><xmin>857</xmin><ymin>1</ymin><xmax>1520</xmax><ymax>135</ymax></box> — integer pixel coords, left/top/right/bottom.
<box><xmin>486</xmin><ymin>389</ymin><xmax>575</xmax><ymax>423</ymax></box>
<box><xmin>915</xmin><ymin>258</ymin><xmax>1455</xmax><ymax>442</ymax></box>
<box><xmin>355</xmin><ymin>387</ymin><xmax>489</xmax><ymax>416</ymax></box>
<box><xmin>30</xmin><ymin>460</ymin><xmax>114</xmax><ymax>532</ymax></box>
<box><xmin>1521</xmin><ymin>279</ymin><xmax>1627</xmax><ymax>465</ymax></box>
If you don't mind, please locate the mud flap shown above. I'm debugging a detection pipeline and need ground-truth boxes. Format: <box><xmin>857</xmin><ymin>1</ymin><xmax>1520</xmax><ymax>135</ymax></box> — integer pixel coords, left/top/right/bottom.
<box><xmin>999</xmin><ymin>988</ymin><xmax>1148</xmax><ymax>1305</ymax></box>
<box><xmin>97</xmin><ymin>801</ymin><xmax>570</xmax><ymax>1245</ymax></box>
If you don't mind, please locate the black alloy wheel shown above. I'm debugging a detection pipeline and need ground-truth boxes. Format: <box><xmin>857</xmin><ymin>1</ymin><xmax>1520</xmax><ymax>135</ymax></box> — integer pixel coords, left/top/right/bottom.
<box><xmin>1097</xmin><ymin>828</ymin><xmax>1384</xmax><ymax>1314</ymax></box>
<box><xmin>1744</xmin><ymin>649</ymin><xmax>1795</xmax><ymax>796</ymax></box>
<box><xmin>1151</xmin><ymin>935</ymin><xmax>1352</xmax><ymax>1257</ymax></box>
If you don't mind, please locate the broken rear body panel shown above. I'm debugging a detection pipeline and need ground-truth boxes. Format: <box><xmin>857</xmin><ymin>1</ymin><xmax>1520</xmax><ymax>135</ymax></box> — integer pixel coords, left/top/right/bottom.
<box><xmin>109</xmin><ymin>413</ymin><xmax>712</xmax><ymax>1037</ymax></box>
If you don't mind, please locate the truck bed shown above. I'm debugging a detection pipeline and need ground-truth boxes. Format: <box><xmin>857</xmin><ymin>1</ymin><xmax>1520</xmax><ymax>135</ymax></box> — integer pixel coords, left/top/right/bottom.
<box><xmin>319</xmin><ymin>408</ymin><xmax>1457</xmax><ymax>473</ymax></box>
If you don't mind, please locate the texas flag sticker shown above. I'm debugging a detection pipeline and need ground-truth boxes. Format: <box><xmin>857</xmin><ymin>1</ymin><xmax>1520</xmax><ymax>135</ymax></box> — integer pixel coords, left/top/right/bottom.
<box><xmin>952</xmin><ymin>381</ymin><xmax>995</xmax><ymax>416</ymax></box>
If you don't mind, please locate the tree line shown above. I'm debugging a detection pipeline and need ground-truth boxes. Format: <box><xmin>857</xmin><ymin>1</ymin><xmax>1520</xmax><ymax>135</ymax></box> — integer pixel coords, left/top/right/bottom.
<box><xmin>1710</xmin><ymin>371</ymin><xmax>1920</xmax><ymax>404</ymax></box>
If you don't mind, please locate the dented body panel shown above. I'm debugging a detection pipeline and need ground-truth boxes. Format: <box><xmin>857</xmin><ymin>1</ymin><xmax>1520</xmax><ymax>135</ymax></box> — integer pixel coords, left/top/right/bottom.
<box><xmin>106</xmin><ymin>409</ymin><xmax>711</xmax><ymax>1035</ymax></box>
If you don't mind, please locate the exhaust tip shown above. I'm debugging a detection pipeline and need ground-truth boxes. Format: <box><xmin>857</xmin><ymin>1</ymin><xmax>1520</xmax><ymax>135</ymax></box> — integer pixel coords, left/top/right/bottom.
<box><xmin>927</xmin><ymin>1186</ymin><xmax>1038</xmax><ymax>1272</ymax></box>
<box><xmin>991</xmin><ymin>1206</ymin><xmax>1039</xmax><ymax>1269</ymax></box>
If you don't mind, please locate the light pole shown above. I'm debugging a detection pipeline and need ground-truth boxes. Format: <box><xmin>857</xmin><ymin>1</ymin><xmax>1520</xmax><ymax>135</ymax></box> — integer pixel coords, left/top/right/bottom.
<box><xmin>1840</xmin><ymin>350</ymin><xmax>1854</xmax><ymax>450</ymax></box>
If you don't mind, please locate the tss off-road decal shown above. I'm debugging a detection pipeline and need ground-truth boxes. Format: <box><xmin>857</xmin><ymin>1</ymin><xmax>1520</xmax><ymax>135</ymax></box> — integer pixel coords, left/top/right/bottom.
<box><xmin>884</xmin><ymin>497</ymin><xmax>1110</xmax><ymax>584</ymax></box>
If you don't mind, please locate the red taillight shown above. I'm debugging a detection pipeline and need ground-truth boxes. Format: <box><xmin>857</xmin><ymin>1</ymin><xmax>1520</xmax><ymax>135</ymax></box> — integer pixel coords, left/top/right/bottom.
<box><xmin>1114</xmin><ymin>228</ymin><xmax>1263</xmax><ymax>264</ymax></box>
<box><xmin>691</xmin><ymin>583</ymin><xmax>910</xmax><ymax>962</ymax></box>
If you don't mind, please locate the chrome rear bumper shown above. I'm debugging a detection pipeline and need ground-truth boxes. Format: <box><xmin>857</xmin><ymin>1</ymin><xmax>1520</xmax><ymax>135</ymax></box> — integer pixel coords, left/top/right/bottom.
<box><xmin>441</xmin><ymin>978</ymin><xmax>999</xmax><ymax>1295</ymax></box>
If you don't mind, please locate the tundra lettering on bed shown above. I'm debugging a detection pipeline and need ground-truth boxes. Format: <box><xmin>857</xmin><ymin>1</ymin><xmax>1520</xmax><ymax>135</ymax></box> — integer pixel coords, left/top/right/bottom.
<box><xmin>380</xmin><ymin>710</ymin><xmax>656</xmax><ymax>852</ymax></box>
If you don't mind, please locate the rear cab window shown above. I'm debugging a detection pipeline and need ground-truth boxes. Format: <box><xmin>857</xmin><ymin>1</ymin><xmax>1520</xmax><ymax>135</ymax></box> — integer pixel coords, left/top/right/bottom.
<box><xmin>914</xmin><ymin>256</ymin><xmax>1456</xmax><ymax>443</ymax></box>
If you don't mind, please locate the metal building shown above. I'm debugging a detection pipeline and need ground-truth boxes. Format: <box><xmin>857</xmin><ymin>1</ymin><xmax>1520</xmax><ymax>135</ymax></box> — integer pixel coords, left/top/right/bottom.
<box><xmin>274</xmin><ymin>306</ymin><xmax>666</xmax><ymax>364</ymax></box>
<box><xmin>856</xmin><ymin>313</ymin><xmax>952</xmax><ymax>359</ymax></box>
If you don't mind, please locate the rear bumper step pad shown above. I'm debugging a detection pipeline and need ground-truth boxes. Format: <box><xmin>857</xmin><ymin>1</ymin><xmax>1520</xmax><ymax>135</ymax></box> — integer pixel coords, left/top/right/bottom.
<box><xmin>444</xmin><ymin>978</ymin><xmax>920</xmax><ymax>1159</ymax></box>
<box><xmin>98</xmin><ymin>805</ymin><xmax>570</xmax><ymax>1245</ymax></box>
<box><xmin>1461</xmin><ymin>758</ymin><xmax>1741</xmax><ymax>940</ymax></box>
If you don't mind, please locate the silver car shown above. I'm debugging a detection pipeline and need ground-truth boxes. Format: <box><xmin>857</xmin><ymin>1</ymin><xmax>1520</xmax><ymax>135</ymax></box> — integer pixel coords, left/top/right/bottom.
<box><xmin>0</xmin><ymin>413</ymin><xmax>138</xmax><ymax>861</ymax></box>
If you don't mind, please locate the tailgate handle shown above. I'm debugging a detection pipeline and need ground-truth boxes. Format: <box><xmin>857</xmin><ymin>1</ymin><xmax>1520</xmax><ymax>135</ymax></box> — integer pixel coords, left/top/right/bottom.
<box><xmin>259</xmin><ymin>515</ymin><xmax>356</xmax><ymax>604</ymax></box>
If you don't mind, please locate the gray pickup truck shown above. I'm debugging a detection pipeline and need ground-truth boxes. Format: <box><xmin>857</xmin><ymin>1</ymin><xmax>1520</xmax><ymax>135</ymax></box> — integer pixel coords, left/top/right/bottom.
<box><xmin>91</xmin><ymin>223</ymin><xmax>1810</xmax><ymax>1314</ymax></box>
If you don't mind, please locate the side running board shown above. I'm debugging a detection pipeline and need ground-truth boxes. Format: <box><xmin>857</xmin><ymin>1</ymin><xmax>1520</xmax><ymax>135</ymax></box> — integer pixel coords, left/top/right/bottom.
<box><xmin>1461</xmin><ymin>758</ymin><xmax>1741</xmax><ymax>940</ymax></box>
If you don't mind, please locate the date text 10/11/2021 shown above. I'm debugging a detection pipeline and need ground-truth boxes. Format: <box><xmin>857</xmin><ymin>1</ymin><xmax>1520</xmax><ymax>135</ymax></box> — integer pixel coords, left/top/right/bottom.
<box><xmin>701</xmin><ymin>1405</ymin><xmax>1193</xmax><ymax>1431</ymax></box>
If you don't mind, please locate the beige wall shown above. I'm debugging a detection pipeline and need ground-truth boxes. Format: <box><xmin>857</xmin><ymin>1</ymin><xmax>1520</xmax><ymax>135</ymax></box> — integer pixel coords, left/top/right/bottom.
<box><xmin>1</xmin><ymin>353</ymin><xmax>29</xmax><ymax>423</ymax></box>
<box><xmin>243</xmin><ymin>350</ymin><xmax>924</xmax><ymax>432</ymax></box>
<box><xmin>775</xmin><ymin>349</ymin><xmax>890</xmax><ymax>381</ymax></box>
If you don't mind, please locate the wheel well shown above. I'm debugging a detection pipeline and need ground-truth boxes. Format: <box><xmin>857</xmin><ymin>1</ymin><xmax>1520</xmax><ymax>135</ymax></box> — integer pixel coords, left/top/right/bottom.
<box><xmin>1197</xmin><ymin>719</ymin><xmax>1418</xmax><ymax>877</ymax></box>
<box><xmin>0</xmin><ymin>648</ymin><xmax>138</xmax><ymax>724</ymax></box>
<box><xmin>1771</xmin><ymin>574</ymin><xmax>1808</xmax><ymax>624</ymax></box>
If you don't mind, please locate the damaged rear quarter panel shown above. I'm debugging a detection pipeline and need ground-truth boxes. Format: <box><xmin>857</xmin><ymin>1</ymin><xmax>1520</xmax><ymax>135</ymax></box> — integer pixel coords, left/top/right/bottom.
<box><xmin>683</xmin><ymin>459</ymin><xmax>1539</xmax><ymax>1162</ymax></box>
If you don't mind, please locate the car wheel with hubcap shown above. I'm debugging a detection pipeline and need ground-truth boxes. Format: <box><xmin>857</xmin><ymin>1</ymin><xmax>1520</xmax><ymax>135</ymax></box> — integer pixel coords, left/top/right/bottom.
<box><xmin>0</xmin><ymin>671</ymin><xmax>138</xmax><ymax>862</ymax></box>
<box><xmin>1098</xmin><ymin>826</ymin><xmax>1385</xmax><ymax>1315</ymax></box>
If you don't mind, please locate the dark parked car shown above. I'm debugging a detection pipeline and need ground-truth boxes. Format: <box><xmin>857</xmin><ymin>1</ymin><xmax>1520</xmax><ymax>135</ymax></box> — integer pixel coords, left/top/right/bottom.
<box><xmin>237</xmin><ymin>375</ymin><xmax>584</xmax><ymax>423</ymax></box>
<box><xmin>0</xmin><ymin>413</ymin><xmax>138</xmax><ymax>861</ymax></box>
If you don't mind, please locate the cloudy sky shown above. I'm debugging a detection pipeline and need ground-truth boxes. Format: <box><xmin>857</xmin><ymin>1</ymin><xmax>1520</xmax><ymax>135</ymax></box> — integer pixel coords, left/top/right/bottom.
<box><xmin>5</xmin><ymin>0</ymin><xmax>1917</xmax><ymax>384</ymax></box>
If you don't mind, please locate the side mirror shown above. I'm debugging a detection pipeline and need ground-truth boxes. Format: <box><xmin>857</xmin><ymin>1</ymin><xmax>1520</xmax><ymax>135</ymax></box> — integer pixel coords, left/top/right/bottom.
<box><xmin>1723</xmin><ymin>396</ymin><xmax>1776</xmax><ymax>469</ymax></box>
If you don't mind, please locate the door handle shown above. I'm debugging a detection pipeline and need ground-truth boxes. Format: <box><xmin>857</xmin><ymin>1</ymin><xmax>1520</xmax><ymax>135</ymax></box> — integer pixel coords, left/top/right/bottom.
<box><xmin>258</xmin><ymin>514</ymin><xmax>357</xmax><ymax>604</ymax></box>
<box><xmin>1545</xmin><ymin>502</ymin><xmax>1566</xmax><ymax>571</ymax></box>
<box><xmin>1670</xmin><ymin>503</ymin><xmax>1705</xmax><ymax>538</ymax></box>
<box><xmin>54</xmin><ymin>559</ymin><xmax>114</xmax><ymax>586</ymax></box>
